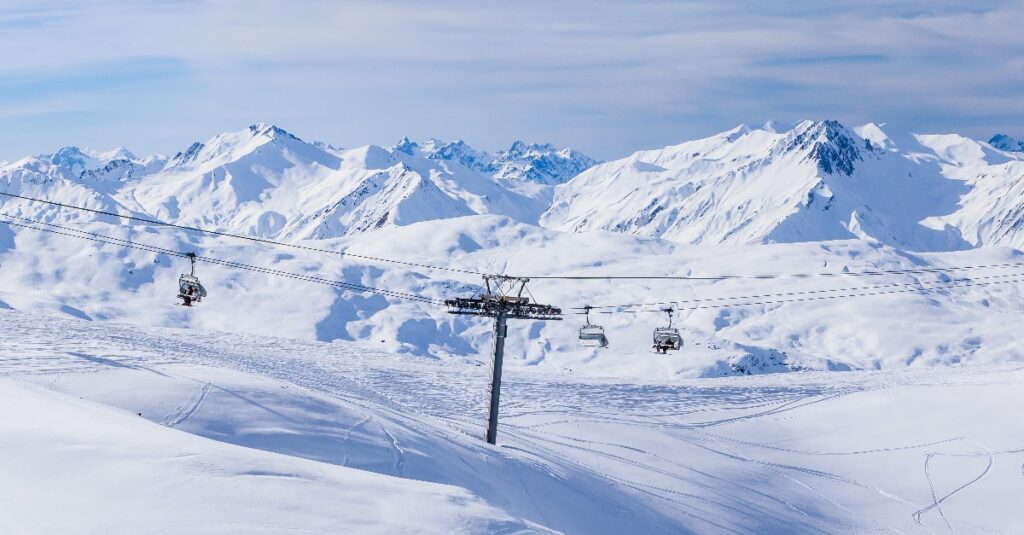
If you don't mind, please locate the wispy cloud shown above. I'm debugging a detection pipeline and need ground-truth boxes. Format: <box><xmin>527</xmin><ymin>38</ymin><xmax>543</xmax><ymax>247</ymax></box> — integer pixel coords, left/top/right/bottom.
<box><xmin>0</xmin><ymin>0</ymin><xmax>1021</xmax><ymax>159</ymax></box>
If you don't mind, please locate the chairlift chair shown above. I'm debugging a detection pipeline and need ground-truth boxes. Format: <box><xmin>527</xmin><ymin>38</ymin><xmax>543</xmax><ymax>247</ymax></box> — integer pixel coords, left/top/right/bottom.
<box><xmin>177</xmin><ymin>252</ymin><xmax>207</xmax><ymax>307</ymax></box>
<box><xmin>652</xmin><ymin>308</ymin><xmax>682</xmax><ymax>354</ymax></box>
<box><xmin>577</xmin><ymin>306</ymin><xmax>609</xmax><ymax>348</ymax></box>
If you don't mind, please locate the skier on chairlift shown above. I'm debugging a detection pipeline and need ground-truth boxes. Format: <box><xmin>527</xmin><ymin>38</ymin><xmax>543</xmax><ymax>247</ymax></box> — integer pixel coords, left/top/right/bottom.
<box><xmin>177</xmin><ymin>252</ymin><xmax>207</xmax><ymax>307</ymax></box>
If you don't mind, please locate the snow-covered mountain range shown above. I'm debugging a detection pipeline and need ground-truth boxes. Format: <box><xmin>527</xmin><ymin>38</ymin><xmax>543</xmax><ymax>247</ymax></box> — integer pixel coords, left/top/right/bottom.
<box><xmin>5</xmin><ymin>120</ymin><xmax>1023</xmax><ymax>251</ymax></box>
<box><xmin>545</xmin><ymin>120</ymin><xmax>1024</xmax><ymax>251</ymax></box>
<box><xmin>2</xmin><ymin>120</ymin><xmax>1024</xmax><ymax>378</ymax></box>
<box><xmin>2</xmin><ymin>123</ymin><xmax>586</xmax><ymax>241</ymax></box>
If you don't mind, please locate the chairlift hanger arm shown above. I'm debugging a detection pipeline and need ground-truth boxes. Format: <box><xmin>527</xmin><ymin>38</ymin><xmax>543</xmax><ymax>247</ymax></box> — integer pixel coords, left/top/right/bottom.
<box><xmin>446</xmin><ymin>276</ymin><xmax>561</xmax><ymax>320</ymax></box>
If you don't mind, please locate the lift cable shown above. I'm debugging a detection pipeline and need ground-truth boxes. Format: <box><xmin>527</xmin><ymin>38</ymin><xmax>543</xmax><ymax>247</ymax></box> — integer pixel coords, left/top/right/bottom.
<box><xmin>587</xmin><ymin>274</ymin><xmax>1024</xmax><ymax>313</ymax></box>
<box><xmin>0</xmin><ymin>191</ymin><xmax>487</xmax><ymax>277</ymax></box>
<box><xmin>0</xmin><ymin>215</ymin><xmax>444</xmax><ymax>306</ymax></box>
<box><xmin>580</xmin><ymin>269</ymin><xmax>1024</xmax><ymax>310</ymax></box>
<box><xmin>9</xmin><ymin>192</ymin><xmax>1024</xmax><ymax>283</ymax></box>
<box><xmin>6</xmin><ymin>212</ymin><xmax>1022</xmax><ymax>311</ymax></box>
<box><xmin>525</xmin><ymin>261</ymin><xmax>1024</xmax><ymax>281</ymax></box>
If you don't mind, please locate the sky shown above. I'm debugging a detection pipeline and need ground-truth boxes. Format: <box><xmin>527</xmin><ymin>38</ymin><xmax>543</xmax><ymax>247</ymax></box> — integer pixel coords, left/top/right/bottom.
<box><xmin>0</xmin><ymin>0</ymin><xmax>1021</xmax><ymax>161</ymax></box>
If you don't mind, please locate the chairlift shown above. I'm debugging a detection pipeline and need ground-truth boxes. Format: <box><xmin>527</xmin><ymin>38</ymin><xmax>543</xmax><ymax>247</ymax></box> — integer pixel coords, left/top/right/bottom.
<box><xmin>577</xmin><ymin>305</ymin><xmax>609</xmax><ymax>348</ymax></box>
<box><xmin>652</xmin><ymin>307</ymin><xmax>682</xmax><ymax>354</ymax></box>
<box><xmin>177</xmin><ymin>252</ymin><xmax>207</xmax><ymax>307</ymax></box>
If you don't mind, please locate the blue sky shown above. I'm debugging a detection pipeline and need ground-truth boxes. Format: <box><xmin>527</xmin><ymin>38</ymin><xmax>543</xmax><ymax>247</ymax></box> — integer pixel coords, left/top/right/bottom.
<box><xmin>0</xmin><ymin>0</ymin><xmax>1021</xmax><ymax>161</ymax></box>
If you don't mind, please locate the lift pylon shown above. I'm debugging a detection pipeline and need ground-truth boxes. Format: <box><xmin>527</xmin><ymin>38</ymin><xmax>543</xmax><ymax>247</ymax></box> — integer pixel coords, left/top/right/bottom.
<box><xmin>446</xmin><ymin>275</ymin><xmax>562</xmax><ymax>444</ymax></box>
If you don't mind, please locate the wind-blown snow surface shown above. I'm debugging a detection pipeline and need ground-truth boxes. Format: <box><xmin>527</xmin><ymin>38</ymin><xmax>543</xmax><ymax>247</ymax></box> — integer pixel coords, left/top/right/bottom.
<box><xmin>1</xmin><ymin>308</ymin><xmax>1022</xmax><ymax>533</ymax></box>
<box><xmin>0</xmin><ymin>379</ymin><xmax>541</xmax><ymax>534</ymax></box>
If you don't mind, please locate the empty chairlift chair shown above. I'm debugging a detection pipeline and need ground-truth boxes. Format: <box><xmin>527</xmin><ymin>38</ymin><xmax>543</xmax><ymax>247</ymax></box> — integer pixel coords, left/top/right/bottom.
<box><xmin>577</xmin><ymin>306</ymin><xmax>609</xmax><ymax>348</ymax></box>
<box><xmin>177</xmin><ymin>252</ymin><xmax>207</xmax><ymax>307</ymax></box>
<box><xmin>652</xmin><ymin>308</ymin><xmax>682</xmax><ymax>354</ymax></box>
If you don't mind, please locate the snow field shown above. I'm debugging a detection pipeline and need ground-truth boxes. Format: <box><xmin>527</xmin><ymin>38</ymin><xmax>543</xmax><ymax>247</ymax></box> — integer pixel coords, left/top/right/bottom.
<box><xmin>2</xmin><ymin>308</ymin><xmax>1023</xmax><ymax>533</ymax></box>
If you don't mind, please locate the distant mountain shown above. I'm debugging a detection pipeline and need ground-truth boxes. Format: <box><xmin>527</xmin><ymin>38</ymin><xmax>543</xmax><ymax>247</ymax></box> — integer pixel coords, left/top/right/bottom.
<box><xmin>541</xmin><ymin>120</ymin><xmax>1024</xmax><ymax>251</ymax></box>
<box><xmin>990</xmin><ymin>134</ymin><xmax>1024</xmax><ymax>152</ymax></box>
<box><xmin>489</xmin><ymin>141</ymin><xmax>600</xmax><ymax>185</ymax></box>
<box><xmin>393</xmin><ymin>137</ymin><xmax>599</xmax><ymax>185</ymax></box>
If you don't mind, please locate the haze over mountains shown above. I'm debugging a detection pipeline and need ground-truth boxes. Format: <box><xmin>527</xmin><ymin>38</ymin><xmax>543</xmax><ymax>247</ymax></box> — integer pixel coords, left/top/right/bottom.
<box><xmin>2</xmin><ymin>120</ymin><xmax>1024</xmax><ymax>377</ymax></box>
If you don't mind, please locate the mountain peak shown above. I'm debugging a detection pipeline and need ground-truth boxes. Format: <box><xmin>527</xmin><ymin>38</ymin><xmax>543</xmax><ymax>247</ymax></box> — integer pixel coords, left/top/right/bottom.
<box><xmin>506</xmin><ymin>140</ymin><xmax>558</xmax><ymax>157</ymax></box>
<box><xmin>390</xmin><ymin>137</ymin><xmax>597</xmax><ymax>184</ymax></box>
<box><xmin>989</xmin><ymin>134</ymin><xmax>1024</xmax><ymax>152</ymax></box>
<box><xmin>48</xmin><ymin>146</ymin><xmax>88</xmax><ymax>167</ymax></box>
<box><xmin>394</xmin><ymin>136</ymin><xmax>418</xmax><ymax>155</ymax></box>
<box><xmin>786</xmin><ymin>119</ymin><xmax>862</xmax><ymax>176</ymax></box>
<box><xmin>490</xmin><ymin>142</ymin><xmax>599</xmax><ymax>185</ymax></box>
<box><xmin>168</xmin><ymin>141</ymin><xmax>206</xmax><ymax>167</ymax></box>
<box><xmin>248</xmin><ymin>123</ymin><xmax>300</xmax><ymax>141</ymax></box>
<box><xmin>391</xmin><ymin>137</ymin><xmax>491</xmax><ymax>173</ymax></box>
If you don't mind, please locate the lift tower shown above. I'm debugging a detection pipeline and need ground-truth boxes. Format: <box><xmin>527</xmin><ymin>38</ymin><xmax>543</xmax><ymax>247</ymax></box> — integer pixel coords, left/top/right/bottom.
<box><xmin>446</xmin><ymin>275</ymin><xmax>562</xmax><ymax>445</ymax></box>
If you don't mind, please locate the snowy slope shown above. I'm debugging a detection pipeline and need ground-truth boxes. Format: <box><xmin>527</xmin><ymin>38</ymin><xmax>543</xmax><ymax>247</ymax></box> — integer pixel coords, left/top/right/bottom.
<box><xmin>2</xmin><ymin>307</ymin><xmax>1023</xmax><ymax>533</ymax></box>
<box><xmin>2</xmin><ymin>209</ymin><xmax>1024</xmax><ymax>379</ymax></box>
<box><xmin>0</xmin><ymin>378</ymin><xmax>544</xmax><ymax>534</ymax></box>
<box><xmin>542</xmin><ymin>120</ymin><xmax>1024</xmax><ymax>251</ymax></box>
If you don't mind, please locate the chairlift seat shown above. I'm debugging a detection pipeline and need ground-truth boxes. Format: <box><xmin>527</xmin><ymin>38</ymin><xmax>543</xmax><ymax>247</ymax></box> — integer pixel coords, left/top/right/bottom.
<box><xmin>578</xmin><ymin>324</ymin><xmax>609</xmax><ymax>347</ymax></box>
<box><xmin>178</xmin><ymin>274</ymin><xmax>207</xmax><ymax>303</ymax></box>
<box><xmin>652</xmin><ymin>327</ymin><xmax>682</xmax><ymax>350</ymax></box>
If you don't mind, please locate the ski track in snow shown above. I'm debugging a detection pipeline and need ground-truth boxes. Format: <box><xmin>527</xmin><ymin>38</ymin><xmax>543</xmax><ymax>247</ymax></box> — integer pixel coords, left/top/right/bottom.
<box><xmin>160</xmin><ymin>381</ymin><xmax>211</xmax><ymax>427</ymax></box>
<box><xmin>914</xmin><ymin>441</ymin><xmax>995</xmax><ymax>532</ymax></box>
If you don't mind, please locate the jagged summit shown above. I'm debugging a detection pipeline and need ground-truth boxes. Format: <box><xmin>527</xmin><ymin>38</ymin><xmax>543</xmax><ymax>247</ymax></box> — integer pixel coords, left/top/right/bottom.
<box><xmin>391</xmin><ymin>136</ymin><xmax>598</xmax><ymax>184</ymax></box>
<box><xmin>393</xmin><ymin>136</ymin><xmax>417</xmax><ymax>155</ymax></box>
<box><xmin>990</xmin><ymin>133</ymin><xmax>1024</xmax><ymax>152</ymax></box>
<box><xmin>784</xmin><ymin>119</ymin><xmax>865</xmax><ymax>176</ymax></box>
<box><xmin>168</xmin><ymin>142</ymin><xmax>206</xmax><ymax>167</ymax></box>
<box><xmin>507</xmin><ymin>140</ymin><xmax>556</xmax><ymax>154</ymax></box>
<box><xmin>393</xmin><ymin>137</ymin><xmax>488</xmax><ymax>167</ymax></box>
<box><xmin>489</xmin><ymin>140</ymin><xmax>600</xmax><ymax>185</ymax></box>
<box><xmin>248</xmin><ymin>122</ymin><xmax>300</xmax><ymax>141</ymax></box>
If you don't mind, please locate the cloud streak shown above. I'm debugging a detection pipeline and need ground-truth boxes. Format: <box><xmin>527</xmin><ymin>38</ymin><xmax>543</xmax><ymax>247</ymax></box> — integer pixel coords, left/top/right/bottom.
<box><xmin>0</xmin><ymin>0</ymin><xmax>1021</xmax><ymax>160</ymax></box>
